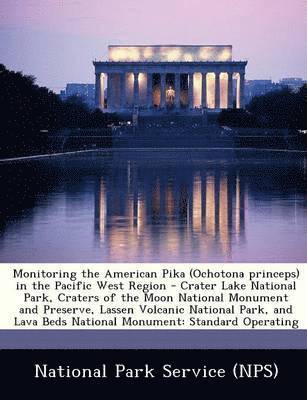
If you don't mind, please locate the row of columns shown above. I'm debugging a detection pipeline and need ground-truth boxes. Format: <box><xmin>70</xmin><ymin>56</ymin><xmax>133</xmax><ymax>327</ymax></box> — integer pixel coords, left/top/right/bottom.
<box><xmin>96</xmin><ymin>71</ymin><xmax>246</xmax><ymax>110</ymax></box>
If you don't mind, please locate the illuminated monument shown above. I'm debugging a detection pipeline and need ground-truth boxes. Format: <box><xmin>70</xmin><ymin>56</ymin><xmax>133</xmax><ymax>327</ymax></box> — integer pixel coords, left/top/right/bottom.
<box><xmin>93</xmin><ymin>45</ymin><xmax>247</xmax><ymax>113</ymax></box>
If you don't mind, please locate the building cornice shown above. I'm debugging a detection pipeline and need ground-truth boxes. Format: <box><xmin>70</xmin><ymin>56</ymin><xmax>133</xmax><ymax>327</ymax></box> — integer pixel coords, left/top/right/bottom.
<box><xmin>93</xmin><ymin>61</ymin><xmax>248</xmax><ymax>66</ymax></box>
<box><xmin>108</xmin><ymin>44</ymin><xmax>233</xmax><ymax>48</ymax></box>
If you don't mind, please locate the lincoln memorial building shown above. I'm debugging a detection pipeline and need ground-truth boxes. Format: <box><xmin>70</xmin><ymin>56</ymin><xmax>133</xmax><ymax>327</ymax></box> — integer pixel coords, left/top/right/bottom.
<box><xmin>93</xmin><ymin>45</ymin><xmax>247</xmax><ymax>113</ymax></box>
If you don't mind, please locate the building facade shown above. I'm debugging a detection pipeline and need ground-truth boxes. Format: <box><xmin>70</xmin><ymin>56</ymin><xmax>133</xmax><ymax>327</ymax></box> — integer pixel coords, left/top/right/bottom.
<box><xmin>245</xmin><ymin>80</ymin><xmax>281</xmax><ymax>104</ymax></box>
<box><xmin>60</xmin><ymin>83</ymin><xmax>96</xmax><ymax>108</ymax></box>
<box><xmin>93</xmin><ymin>45</ymin><xmax>247</xmax><ymax>112</ymax></box>
<box><xmin>279</xmin><ymin>78</ymin><xmax>306</xmax><ymax>92</ymax></box>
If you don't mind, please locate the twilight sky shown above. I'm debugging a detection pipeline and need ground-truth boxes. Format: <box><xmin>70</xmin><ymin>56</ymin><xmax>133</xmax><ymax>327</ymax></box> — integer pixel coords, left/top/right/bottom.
<box><xmin>0</xmin><ymin>0</ymin><xmax>306</xmax><ymax>92</ymax></box>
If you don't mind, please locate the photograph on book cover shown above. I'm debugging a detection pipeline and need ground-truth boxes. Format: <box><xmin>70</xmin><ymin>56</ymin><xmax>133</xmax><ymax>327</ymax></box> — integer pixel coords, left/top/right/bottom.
<box><xmin>0</xmin><ymin>0</ymin><xmax>306</xmax><ymax>356</ymax></box>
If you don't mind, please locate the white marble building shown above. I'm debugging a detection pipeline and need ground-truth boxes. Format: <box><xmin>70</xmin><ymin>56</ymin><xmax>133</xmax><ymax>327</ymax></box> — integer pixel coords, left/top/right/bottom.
<box><xmin>93</xmin><ymin>45</ymin><xmax>247</xmax><ymax>112</ymax></box>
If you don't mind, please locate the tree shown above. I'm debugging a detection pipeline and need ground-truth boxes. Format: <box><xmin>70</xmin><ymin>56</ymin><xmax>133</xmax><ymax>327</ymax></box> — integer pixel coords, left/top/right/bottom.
<box><xmin>218</xmin><ymin>86</ymin><xmax>307</xmax><ymax>129</ymax></box>
<box><xmin>0</xmin><ymin>64</ymin><xmax>121</xmax><ymax>156</ymax></box>
<box><xmin>247</xmin><ymin>87</ymin><xmax>306</xmax><ymax>129</ymax></box>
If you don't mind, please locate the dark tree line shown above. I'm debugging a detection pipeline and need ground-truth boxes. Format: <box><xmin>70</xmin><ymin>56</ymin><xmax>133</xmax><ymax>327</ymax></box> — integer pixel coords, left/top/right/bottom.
<box><xmin>1</xmin><ymin>63</ymin><xmax>306</xmax><ymax>157</ymax></box>
<box><xmin>219</xmin><ymin>86</ymin><xmax>307</xmax><ymax>129</ymax></box>
<box><xmin>0</xmin><ymin>64</ymin><xmax>120</xmax><ymax>155</ymax></box>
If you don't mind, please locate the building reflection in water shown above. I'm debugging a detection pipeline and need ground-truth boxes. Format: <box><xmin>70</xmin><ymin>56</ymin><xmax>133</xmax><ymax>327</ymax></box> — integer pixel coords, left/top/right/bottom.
<box><xmin>94</xmin><ymin>163</ymin><xmax>246</xmax><ymax>261</ymax></box>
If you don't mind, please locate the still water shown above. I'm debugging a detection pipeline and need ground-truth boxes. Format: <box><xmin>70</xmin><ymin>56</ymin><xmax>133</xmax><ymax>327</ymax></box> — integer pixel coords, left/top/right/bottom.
<box><xmin>0</xmin><ymin>149</ymin><xmax>306</xmax><ymax>262</ymax></box>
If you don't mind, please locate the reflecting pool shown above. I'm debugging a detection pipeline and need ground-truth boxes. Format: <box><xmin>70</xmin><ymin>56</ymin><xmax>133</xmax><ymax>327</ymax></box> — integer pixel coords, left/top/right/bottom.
<box><xmin>0</xmin><ymin>149</ymin><xmax>306</xmax><ymax>262</ymax></box>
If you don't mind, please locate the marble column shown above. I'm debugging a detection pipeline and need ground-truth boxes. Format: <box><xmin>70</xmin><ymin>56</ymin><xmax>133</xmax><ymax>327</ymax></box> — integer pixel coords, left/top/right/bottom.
<box><xmin>239</xmin><ymin>72</ymin><xmax>245</xmax><ymax>109</ymax></box>
<box><xmin>120</xmin><ymin>73</ymin><xmax>126</xmax><ymax>109</ymax></box>
<box><xmin>201</xmin><ymin>72</ymin><xmax>207</xmax><ymax>108</ymax></box>
<box><xmin>188</xmin><ymin>73</ymin><xmax>194</xmax><ymax>108</ymax></box>
<box><xmin>147</xmin><ymin>73</ymin><xmax>153</xmax><ymax>108</ymax></box>
<box><xmin>95</xmin><ymin>72</ymin><xmax>103</xmax><ymax>108</ymax></box>
<box><xmin>175</xmin><ymin>73</ymin><xmax>181</xmax><ymax>108</ymax></box>
<box><xmin>133</xmin><ymin>72</ymin><xmax>139</xmax><ymax>106</ymax></box>
<box><xmin>160</xmin><ymin>73</ymin><xmax>166</xmax><ymax>108</ymax></box>
<box><xmin>107</xmin><ymin>73</ymin><xmax>112</xmax><ymax>110</ymax></box>
<box><xmin>215</xmin><ymin>72</ymin><xmax>220</xmax><ymax>109</ymax></box>
<box><xmin>227</xmin><ymin>72</ymin><xmax>233</xmax><ymax>109</ymax></box>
